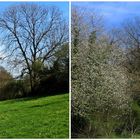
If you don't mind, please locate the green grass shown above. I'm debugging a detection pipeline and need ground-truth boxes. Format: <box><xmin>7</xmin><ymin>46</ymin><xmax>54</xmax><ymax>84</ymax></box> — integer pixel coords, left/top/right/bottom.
<box><xmin>0</xmin><ymin>94</ymin><xmax>69</xmax><ymax>138</ymax></box>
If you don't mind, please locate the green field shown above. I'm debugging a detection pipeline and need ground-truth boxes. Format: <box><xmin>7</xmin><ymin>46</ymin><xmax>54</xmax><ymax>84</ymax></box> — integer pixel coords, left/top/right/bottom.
<box><xmin>0</xmin><ymin>94</ymin><xmax>69</xmax><ymax>138</ymax></box>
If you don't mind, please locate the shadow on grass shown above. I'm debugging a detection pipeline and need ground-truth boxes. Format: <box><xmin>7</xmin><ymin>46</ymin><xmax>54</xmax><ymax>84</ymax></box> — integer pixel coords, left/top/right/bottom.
<box><xmin>0</xmin><ymin>92</ymin><xmax>68</xmax><ymax>104</ymax></box>
<box><xmin>28</xmin><ymin>99</ymin><xmax>68</xmax><ymax>108</ymax></box>
<box><xmin>2</xmin><ymin>98</ymin><xmax>68</xmax><ymax>113</ymax></box>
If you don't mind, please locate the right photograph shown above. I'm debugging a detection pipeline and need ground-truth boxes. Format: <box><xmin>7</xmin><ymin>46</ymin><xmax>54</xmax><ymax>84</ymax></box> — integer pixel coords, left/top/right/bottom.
<box><xmin>71</xmin><ymin>2</ymin><xmax>140</xmax><ymax>138</ymax></box>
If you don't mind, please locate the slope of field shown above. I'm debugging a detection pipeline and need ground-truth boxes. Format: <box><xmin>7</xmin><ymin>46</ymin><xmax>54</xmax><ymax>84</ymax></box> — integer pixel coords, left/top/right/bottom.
<box><xmin>0</xmin><ymin>94</ymin><xmax>69</xmax><ymax>138</ymax></box>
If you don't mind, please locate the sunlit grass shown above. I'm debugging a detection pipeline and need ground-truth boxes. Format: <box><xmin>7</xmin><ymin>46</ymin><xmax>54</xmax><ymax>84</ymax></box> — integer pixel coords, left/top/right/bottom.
<box><xmin>0</xmin><ymin>94</ymin><xmax>69</xmax><ymax>138</ymax></box>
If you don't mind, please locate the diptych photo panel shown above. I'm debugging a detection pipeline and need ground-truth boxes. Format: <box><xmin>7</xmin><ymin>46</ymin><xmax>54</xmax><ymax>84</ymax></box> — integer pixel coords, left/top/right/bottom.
<box><xmin>71</xmin><ymin>2</ymin><xmax>140</xmax><ymax>138</ymax></box>
<box><xmin>0</xmin><ymin>1</ymin><xmax>69</xmax><ymax>138</ymax></box>
<box><xmin>0</xmin><ymin>0</ymin><xmax>140</xmax><ymax>139</ymax></box>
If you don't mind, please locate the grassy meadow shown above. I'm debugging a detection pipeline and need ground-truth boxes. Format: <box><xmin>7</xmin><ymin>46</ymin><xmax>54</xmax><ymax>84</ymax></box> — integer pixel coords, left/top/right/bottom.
<box><xmin>0</xmin><ymin>94</ymin><xmax>69</xmax><ymax>138</ymax></box>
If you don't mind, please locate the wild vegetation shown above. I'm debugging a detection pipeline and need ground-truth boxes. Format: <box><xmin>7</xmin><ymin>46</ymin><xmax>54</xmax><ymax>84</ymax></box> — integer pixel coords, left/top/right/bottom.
<box><xmin>71</xmin><ymin>7</ymin><xmax>140</xmax><ymax>138</ymax></box>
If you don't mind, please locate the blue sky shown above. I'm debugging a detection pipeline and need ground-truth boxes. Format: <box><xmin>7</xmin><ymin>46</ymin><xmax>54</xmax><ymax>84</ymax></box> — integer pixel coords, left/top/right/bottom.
<box><xmin>0</xmin><ymin>2</ymin><xmax>69</xmax><ymax>19</ymax></box>
<box><xmin>72</xmin><ymin>2</ymin><xmax>140</xmax><ymax>28</ymax></box>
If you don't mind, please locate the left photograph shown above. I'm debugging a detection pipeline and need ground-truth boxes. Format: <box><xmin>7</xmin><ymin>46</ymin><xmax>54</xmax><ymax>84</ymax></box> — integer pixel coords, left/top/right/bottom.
<box><xmin>0</xmin><ymin>2</ymin><xmax>69</xmax><ymax>138</ymax></box>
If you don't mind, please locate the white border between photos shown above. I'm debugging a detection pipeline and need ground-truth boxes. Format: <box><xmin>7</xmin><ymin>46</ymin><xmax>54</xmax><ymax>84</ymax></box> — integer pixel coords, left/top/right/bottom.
<box><xmin>69</xmin><ymin>1</ymin><xmax>71</xmax><ymax>139</ymax></box>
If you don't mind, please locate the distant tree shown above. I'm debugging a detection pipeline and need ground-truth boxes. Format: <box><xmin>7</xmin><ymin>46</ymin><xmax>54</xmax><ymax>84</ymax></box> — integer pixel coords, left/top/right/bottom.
<box><xmin>118</xmin><ymin>17</ymin><xmax>140</xmax><ymax>100</ymax></box>
<box><xmin>0</xmin><ymin>66</ymin><xmax>12</xmax><ymax>88</ymax></box>
<box><xmin>53</xmin><ymin>43</ymin><xmax>69</xmax><ymax>77</ymax></box>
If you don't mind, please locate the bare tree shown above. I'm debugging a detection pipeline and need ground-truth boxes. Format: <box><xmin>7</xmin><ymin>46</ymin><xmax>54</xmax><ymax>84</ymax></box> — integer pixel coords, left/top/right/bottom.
<box><xmin>0</xmin><ymin>3</ymin><xmax>68</xmax><ymax>93</ymax></box>
<box><xmin>118</xmin><ymin>17</ymin><xmax>140</xmax><ymax>98</ymax></box>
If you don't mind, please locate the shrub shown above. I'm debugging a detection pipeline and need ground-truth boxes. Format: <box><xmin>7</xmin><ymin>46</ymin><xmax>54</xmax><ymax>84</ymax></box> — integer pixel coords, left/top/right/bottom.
<box><xmin>72</xmin><ymin>38</ymin><xmax>131</xmax><ymax>137</ymax></box>
<box><xmin>0</xmin><ymin>80</ymin><xmax>28</xmax><ymax>100</ymax></box>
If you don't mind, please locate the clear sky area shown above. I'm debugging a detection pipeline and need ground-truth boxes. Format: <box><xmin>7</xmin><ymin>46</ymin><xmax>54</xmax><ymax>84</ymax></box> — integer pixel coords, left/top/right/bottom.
<box><xmin>72</xmin><ymin>2</ymin><xmax>140</xmax><ymax>29</ymax></box>
<box><xmin>0</xmin><ymin>2</ymin><xmax>69</xmax><ymax>19</ymax></box>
